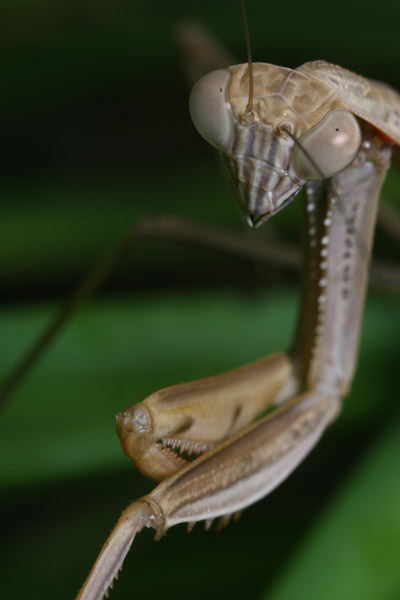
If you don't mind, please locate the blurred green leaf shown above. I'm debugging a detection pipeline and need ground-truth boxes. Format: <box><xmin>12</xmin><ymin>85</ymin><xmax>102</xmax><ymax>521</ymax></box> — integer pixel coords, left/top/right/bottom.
<box><xmin>263</xmin><ymin>409</ymin><xmax>400</xmax><ymax>600</ymax></box>
<box><xmin>0</xmin><ymin>290</ymin><xmax>297</xmax><ymax>488</ymax></box>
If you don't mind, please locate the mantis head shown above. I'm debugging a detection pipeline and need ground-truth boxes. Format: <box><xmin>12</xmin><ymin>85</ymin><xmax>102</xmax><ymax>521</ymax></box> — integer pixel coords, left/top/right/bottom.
<box><xmin>189</xmin><ymin>65</ymin><xmax>361</xmax><ymax>228</ymax></box>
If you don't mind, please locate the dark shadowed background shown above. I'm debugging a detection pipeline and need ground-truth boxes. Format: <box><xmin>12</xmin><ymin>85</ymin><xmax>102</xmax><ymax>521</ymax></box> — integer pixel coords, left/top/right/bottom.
<box><xmin>0</xmin><ymin>1</ymin><xmax>399</xmax><ymax>599</ymax></box>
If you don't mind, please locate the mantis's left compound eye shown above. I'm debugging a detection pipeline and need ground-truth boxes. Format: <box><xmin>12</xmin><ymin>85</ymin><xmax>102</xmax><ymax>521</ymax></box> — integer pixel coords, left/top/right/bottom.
<box><xmin>189</xmin><ymin>69</ymin><xmax>234</xmax><ymax>153</ymax></box>
<box><xmin>292</xmin><ymin>109</ymin><xmax>361</xmax><ymax>180</ymax></box>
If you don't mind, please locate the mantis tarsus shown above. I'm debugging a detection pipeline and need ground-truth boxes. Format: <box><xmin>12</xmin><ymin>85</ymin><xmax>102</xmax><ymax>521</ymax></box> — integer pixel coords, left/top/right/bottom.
<box><xmin>75</xmin><ymin>5</ymin><xmax>400</xmax><ymax>600</ymax></box>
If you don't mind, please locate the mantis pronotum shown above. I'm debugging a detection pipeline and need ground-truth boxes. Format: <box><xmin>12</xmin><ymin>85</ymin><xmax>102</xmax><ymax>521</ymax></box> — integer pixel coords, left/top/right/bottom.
<box><xmin>74</xmin><ymin>4</ymin><xmax>400</xmax><ymax>600</ymax></box>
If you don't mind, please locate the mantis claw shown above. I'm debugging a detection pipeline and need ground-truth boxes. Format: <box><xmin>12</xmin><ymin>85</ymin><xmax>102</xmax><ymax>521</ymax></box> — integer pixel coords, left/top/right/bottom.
<box><xmin>116</xmin><ymin>353</ymin><xmax>295</xmax><ymax>482</ymax></box>
<box><xmin>76</xmin><ymin>8</ymin><xmax>400</xmax><ymax>597</ymax></box>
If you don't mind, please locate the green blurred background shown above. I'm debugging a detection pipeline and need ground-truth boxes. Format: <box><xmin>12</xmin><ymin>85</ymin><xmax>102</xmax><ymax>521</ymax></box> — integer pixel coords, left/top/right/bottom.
<box><xmin>0</xmin><ymin>1</ymin><xmax>399</xmax><ymax>599</ymax></box>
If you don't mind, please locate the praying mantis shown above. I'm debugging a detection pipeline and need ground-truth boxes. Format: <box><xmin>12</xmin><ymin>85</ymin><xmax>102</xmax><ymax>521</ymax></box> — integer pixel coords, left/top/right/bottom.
<box><xmin>73</xmin><ymin>3</ymin><xmax>400</xmax><ymax>600</ymax></box>
<box><xmin>1</xmin><ymin>3</ymin><xmax>400</xmax><ymax>600</ymax></box>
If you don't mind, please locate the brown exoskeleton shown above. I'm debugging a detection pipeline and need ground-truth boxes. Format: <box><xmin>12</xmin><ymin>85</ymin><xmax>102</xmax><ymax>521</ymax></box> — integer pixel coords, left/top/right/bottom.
<box><xmin>76</xmin><ymin>5</ymin><xmax>400</xmax><ymax>599</ymax></box>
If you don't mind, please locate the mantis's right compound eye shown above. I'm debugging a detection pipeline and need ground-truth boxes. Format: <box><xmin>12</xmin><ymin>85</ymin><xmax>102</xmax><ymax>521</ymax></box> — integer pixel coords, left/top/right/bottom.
<box><xmin>189</xmin><ymin>69</ymin><xmax>234</xmax><ymax>153</ymax></box>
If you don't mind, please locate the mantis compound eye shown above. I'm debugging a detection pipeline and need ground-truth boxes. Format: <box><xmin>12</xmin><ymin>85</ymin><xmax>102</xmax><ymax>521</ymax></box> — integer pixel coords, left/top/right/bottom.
<box><xmin>189</xmin><ymin>69</ymin><xmax>235</xmax><ymax>153</ymax></box>
<box><xmin>292</xmin><ymin>108</ymin><xmax>362</xmax><ymax>180</ymax></box>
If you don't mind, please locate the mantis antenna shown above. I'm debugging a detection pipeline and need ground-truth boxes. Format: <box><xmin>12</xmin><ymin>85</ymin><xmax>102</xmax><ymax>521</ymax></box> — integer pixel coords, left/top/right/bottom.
<box><xmin>240</xmin><ymin>0</ymin><xmax>255</xmax><ymax>122</ymax></box>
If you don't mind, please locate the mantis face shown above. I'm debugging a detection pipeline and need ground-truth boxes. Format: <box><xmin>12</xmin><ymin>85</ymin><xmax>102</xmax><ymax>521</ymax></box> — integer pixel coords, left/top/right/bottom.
<box><xmin>189</xmin><ymin>63</ymin><xmax>361</xmax><ymax>226</ymax></box>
